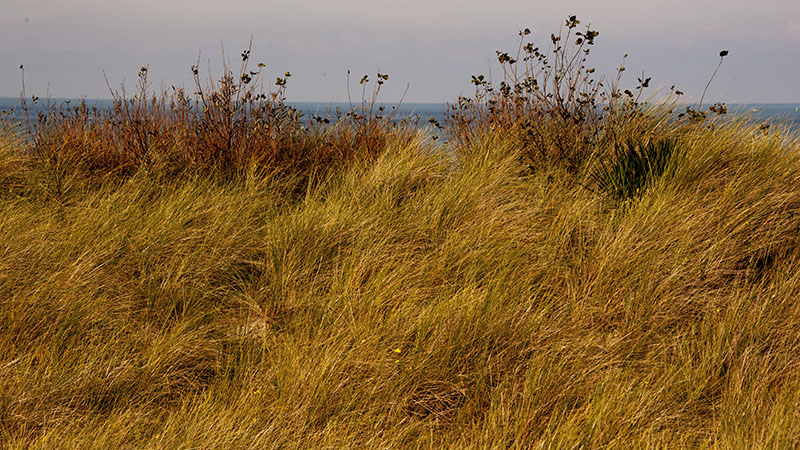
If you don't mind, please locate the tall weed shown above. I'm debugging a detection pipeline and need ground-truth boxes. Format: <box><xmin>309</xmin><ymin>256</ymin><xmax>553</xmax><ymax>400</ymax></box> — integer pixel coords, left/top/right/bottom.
<box><xmin>444</xmin><ymin>15</ymin><xmax>663</xmax><ymax>170</ymax></box>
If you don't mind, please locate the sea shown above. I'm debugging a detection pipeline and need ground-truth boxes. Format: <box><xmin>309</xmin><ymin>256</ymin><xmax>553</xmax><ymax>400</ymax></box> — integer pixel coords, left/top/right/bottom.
<box><xmin>2</xmin><ymin>97</ymin><xmax>799</xmax><ymax>132</ymax></box>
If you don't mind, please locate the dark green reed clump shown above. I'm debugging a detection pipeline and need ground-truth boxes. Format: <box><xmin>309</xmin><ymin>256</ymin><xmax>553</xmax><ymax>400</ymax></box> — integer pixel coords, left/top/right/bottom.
<box><xmin>588</xmin><ymin>138</ymin><xmax>682</xmax><ymax>202</ymax></box>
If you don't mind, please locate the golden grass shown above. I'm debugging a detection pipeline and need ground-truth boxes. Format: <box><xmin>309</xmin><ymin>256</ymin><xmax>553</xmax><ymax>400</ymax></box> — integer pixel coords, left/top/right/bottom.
<box><xmin>2</xmin><ymin>107</ymin><xmax>800</xmax><ymax>448</ymax></box>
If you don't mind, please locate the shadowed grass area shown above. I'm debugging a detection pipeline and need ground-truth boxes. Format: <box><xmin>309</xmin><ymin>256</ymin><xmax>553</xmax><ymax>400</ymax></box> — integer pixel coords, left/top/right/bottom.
<box><xmin>3</xmin><ymin>16</ymin><xmax>800</xmax><ymax>448</ymax></box>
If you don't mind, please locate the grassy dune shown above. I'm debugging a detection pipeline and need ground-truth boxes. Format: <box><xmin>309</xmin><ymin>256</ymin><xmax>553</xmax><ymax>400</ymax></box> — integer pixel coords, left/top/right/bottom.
<box><xmin>4</xmin><ymin>19</ymin><xmax>800</xmax><ymax>448</ymax></box>
<box><xmin>2</xmin><ymin>114</ymin><xmax>800</xmax><ymax>447</ymax></box>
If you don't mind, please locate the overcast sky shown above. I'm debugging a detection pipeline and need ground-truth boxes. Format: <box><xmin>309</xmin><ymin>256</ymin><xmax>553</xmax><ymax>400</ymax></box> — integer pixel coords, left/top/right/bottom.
<box><xmin>1</xmin><ymin>0</ymin><xmax>799</xmax><ymax>103</ymax></box>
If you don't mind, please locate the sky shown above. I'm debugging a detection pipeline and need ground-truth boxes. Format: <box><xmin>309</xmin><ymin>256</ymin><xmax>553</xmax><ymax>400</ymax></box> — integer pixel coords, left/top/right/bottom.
<box><xmin>1</xmin><ymin>0</ymin><xmax>799</xmax><ymax>103</ymax></box>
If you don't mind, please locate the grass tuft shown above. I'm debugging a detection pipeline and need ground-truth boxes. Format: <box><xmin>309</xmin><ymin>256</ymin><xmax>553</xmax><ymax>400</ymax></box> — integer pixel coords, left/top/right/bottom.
<box><xmin>588</xmin><ymin>137</ymin><xmax>683</xmax><ymax>202</ymax></box>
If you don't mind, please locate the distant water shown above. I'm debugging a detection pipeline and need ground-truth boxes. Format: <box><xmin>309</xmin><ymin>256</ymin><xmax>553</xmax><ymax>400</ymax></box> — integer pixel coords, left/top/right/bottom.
<box><xmin>2</xmin><ymin>97</ymin><xmax>799</xmax><ymax>131</ymax></box>
<box><xmin>724</xmin><ymin>104</ymin><xmax>800</xmax><ymax>129</ymax></box>
<box><xmin>0</xmin><ymin>98</ymin><xmax>447</xmax><ymax>124</ymax></box>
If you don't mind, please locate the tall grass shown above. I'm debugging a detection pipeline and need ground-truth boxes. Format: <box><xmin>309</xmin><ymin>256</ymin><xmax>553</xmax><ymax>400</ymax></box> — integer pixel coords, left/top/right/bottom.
<box><xmin>2</xmin><ymin>17</ymin><xmax>800</xmax><ymax>448</ymax></box>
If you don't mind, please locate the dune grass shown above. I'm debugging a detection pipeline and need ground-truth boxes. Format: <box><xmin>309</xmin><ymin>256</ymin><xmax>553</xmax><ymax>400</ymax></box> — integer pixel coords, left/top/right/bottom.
<box><xmin>3</xmin><ymin>112</ymin><xmax>800</xmax><ymax>448</ymax></box>
<box><xmin>3</xmin><ymin>17</ymin><xmax>800</xmax><ymax>448</ymax></box>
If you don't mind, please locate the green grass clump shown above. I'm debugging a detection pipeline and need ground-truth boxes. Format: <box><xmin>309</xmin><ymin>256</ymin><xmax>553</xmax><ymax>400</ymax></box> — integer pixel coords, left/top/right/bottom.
<box><xmin>2</xmin><ymin>16</ymin><xmax>800</xmax><ymax>449</ymax></box>
<box><xmin>588</xmin><ymin>138</ymin><xmax>683</xmax><ymax>202</ymax></box>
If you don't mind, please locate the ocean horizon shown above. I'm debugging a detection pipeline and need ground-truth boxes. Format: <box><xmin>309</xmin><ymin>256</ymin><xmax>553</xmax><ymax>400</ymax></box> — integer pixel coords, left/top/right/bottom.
<box><xmin>2</xmin><ymin>97</ymin><xmax>799</xmax><ymax>130</ymax></box>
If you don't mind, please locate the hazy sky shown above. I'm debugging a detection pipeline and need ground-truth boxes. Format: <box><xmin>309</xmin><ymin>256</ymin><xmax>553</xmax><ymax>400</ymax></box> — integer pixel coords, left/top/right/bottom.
<box><xmin>2</xmin><ymin>0</ymin><xmax>799</xmax><ymax>103</ymax></box>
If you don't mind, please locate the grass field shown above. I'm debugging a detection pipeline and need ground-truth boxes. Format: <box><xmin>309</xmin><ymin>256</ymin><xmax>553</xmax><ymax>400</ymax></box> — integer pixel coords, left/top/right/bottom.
<box><xmin>3</xmin><ymin>19</ymin><xmax>800</xmax><ymax>448</ymax></box>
